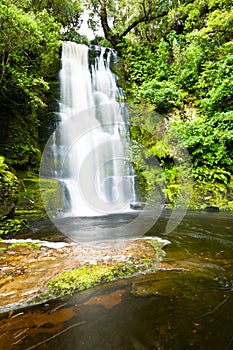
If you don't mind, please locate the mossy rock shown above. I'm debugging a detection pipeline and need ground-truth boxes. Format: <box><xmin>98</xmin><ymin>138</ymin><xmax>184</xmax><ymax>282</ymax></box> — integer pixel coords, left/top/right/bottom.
<box><xmin>47</xmin><ymin>260</ymin><xmax>156</xmax><ymax>297</ymax></box>
<box><xmin>16</xmin><ymin>177</ymin><xmax>63</xmax><ymax>219</ymax></box>
<box><xmin>0</xmin><ymin>157</ymin><xmax>19</xmax><ymax>220</ymax></box>
<box><xmin>0</xmin><ymin>218</ymin><xmax>29</xmax><ymax>238</ymax></box>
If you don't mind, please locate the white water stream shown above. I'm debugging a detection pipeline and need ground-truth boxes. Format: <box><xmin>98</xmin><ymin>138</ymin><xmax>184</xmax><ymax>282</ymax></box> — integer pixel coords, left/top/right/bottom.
<box><xmin>51</xmin><ymin>41</ymin><xmax>135</xmax><ymax>216</ymax></box>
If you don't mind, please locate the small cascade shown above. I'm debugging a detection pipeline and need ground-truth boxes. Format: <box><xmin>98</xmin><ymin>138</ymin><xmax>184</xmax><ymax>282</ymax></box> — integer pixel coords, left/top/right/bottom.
<box><xmin>50</xmin><ymin>41</ymin><xmax>135</xmax><ymax>216</ymax></box>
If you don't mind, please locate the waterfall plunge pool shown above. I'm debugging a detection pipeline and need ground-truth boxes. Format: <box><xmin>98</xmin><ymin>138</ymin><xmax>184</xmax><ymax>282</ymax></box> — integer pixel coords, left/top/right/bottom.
<box><xmin>1</xmin><ymin>210</ymin><xmax>233</xmax><ymax>350</ymax></box>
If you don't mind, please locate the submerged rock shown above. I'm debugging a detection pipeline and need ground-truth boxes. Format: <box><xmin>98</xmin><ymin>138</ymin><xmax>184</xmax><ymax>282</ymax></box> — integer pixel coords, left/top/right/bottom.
<box><xmin>204</xmin><ymin>206</ymin><xmax>220</xmax><ymax>212</ymax></box>
<box><xmin>0</xmin><ymin>237</ymin><xmax>169</xmax><ymax>313</ymax></box>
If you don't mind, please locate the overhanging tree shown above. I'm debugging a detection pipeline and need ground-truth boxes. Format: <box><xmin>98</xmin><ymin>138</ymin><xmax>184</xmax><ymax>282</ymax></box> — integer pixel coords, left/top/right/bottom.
<box><xmin>85</xmin><ymin>0</ymin><xmax>181</xmax><ymax>49</ymax></box>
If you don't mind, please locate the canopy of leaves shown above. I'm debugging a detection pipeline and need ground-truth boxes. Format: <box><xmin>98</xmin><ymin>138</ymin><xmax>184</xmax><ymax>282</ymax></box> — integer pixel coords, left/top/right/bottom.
<box><xmin>0</xmin><ymin>1</ymin><xmax>61</xmax><ymax>104</ymax></box>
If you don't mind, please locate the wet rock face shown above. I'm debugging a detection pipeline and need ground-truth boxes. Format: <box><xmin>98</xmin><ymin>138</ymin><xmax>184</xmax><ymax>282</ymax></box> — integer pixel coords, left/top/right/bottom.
<box><xmin>0</xmin><ymin>162</ymin><xmax>19</xmax><ymax>220</ymax></box>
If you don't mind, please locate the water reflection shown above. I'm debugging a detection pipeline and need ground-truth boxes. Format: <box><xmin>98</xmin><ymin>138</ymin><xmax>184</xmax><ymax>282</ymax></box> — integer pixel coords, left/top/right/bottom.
<box><xmin>1</xmin><ymin>211</ymin><xmax>233</xmax><ymax>349</ymax></box>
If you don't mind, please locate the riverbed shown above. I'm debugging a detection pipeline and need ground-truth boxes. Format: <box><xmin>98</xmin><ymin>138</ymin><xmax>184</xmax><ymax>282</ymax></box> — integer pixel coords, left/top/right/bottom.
<box><xmin>0</xmin><ymin>210</ymin><xmax>233</xmax><ymax>349</ymax></box>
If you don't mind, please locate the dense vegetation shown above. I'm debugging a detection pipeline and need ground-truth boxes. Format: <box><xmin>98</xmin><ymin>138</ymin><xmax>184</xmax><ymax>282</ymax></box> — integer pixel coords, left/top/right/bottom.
<box><xmin>0</xmin><ymin>0</ymin><xmax>83</xmax><ymax>169</ymax></box>
<box><xmin>0</xmin><ymin>0</ymin><xmax>232</xmax><ymax>230</ymax></box>
<box><xmin>89</xmin><ymin>0</ymin><xmax>233</xmax><ymax>209</ymax></box>
<box><xmin>0</xmin><ymin>0</ymin><xmax>83</xmax><ymax>228</ymax></box>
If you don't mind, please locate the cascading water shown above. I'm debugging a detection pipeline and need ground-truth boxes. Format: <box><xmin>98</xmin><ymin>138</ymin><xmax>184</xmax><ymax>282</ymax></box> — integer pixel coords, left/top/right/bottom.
<box><xmin>40</xmin><ymin>41</ymin><xmax>189</xmax><ymax>242</ymax></box>
<box><xmin>50</xmin><ymin>41</ymin><xmax>135</xmax><ymax>216</ymax></box>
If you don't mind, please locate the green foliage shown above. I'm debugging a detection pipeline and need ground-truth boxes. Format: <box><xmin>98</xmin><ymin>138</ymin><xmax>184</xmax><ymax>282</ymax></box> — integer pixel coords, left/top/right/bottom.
<box><xmin>0</xmin><ymin>156</ymin><xmax>8</xmax><ymax>171</ymax></box>
<box><xmin>138</xmin><ymin>80</ymin><xmax>180</xmax><ymax>111</ymax></box>
<box><xmin>11</xmin><ymin>0</ymin><xmax>82</xmax><ymax>29</ymax></box>
<box><xmin>1</xmin><ymin>0</ymin><xmax>233</xmax><ymax>209</ymax></box>
<box><xmin>172</xmin><ymin>112</ymin><xmax>233</xmax><ymax>172</ymax></box>
<box><xmin>170</xmin><ymin>110</ymin><xmax>233</xmax><ymax>207</ymax></box>
<box><xmin>197</xmin><ymin>8</ymin><xmax>233</xmax><ymax>44</ymax></box>
<box><xmin>0</xmin><ymin>0</ymin><xmax>83</xmax><ymax>169</ymax></box>
<box><xmin>174</xmin><ymin>41</ymin><xmax>204</xmax><ymax>91</ymax></box>
<box><xmin>128</xmin><ymin>106</ymin><xmax>193</xmax><ymax>207</ymax></box>
<box><xmin>0</xmin><ymin>0</ymin><xmax>63</xmax><ymax>168</ymax></box>
<box><xmin>109</xmin><ymin>0</ymin><xmax>233</xmax><ymax>208</ymax></box>
<box><xmin>0</xmin><ymin>2</ymin><xmax>61</xmax><ymax>99</ymax></box>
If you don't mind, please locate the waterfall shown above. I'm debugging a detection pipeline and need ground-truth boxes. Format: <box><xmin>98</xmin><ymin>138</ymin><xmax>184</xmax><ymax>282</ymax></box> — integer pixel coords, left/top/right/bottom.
<box><xmin>50</xmin><ymin>41</ymin><xmax>135</xmax><ymax>216</ymax></box>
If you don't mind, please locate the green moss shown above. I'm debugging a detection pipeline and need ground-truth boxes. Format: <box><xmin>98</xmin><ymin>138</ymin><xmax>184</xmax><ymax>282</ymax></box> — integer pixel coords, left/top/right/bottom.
<box><xmin>39</xmin><ymin>177</ymin><xmax>64</xmax><ymax>216</ymax></box>
<box><xmin>47</xmin><ymin>260</ymin><xmax>157</xmax><ymax>296</ymax></box>
<box><xmin>16</xmin><ymin>177</ymin><xmax>63</xmax><ymax>219</ymax></box>
<box><xmin>0</xmin><ymin>156</ymin><xmax>19</xmax><ymax>220</ymax></box>
<box><xmin>0</xmin><ymin>218</ymin><xmax>29</xmax><ymax>238</ymax></box>
<box><xmin>0</xmin><ymin>241</ymin><xmax>41</xmax><ymax>252</ymax></box>
<box><xmin>8</xmin><ymin>241</ymin><xmax>41</xmax><ymax>250</ymax></box>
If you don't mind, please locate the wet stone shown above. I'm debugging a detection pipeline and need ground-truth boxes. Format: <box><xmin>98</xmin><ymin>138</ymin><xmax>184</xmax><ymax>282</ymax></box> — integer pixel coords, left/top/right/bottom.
<box><xmin>0</xmin><ymin>238</ymin><xmax>169</xmax><ymax>313</ymax></box>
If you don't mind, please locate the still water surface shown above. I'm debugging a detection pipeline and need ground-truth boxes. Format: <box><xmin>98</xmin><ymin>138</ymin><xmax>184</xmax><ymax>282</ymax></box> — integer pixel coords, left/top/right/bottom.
<box><xmin>0</xmin><ymin>211</ymin><xmax>233</xmax><ymax>349</ymax></box>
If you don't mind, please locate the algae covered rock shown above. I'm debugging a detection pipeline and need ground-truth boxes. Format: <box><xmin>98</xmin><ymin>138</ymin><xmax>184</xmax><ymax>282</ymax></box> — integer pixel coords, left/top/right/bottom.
<box><xmin>0</xmin><ymin>156</ymin><xmax>19</xmax><ymax>220</ymax></box>
<box><xmin>0</xmin><ymin>156</ymin><xmax>29</xmax><ymax>238</ymax></box>
<box><xmin>16</xmin><ymin>177</ymin><xmax>64</xmax><ymax>219</ymax></box>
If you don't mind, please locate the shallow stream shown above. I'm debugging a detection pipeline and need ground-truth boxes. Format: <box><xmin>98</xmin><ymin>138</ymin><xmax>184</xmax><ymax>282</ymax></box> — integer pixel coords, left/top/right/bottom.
<box><xmin>0</xmin><ymin>211</ymin><xmax>233</xmax><ymax>349</ymax></box>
